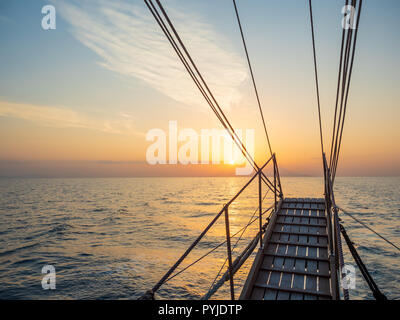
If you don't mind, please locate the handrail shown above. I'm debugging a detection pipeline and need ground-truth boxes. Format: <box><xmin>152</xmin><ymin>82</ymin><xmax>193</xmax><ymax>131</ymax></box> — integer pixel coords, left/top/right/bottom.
<box><xmin>224</xmin><ymin>206</ymin><xmax>235</xmax><ymax>300</ymax></box>
<box><xmin>141</xmin><ymin>153</ymin><xmax>283</xmax><ymax>299</ymax></box>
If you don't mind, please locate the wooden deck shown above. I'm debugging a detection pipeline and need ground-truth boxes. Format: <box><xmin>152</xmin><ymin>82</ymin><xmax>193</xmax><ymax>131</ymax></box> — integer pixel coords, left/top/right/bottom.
<box><xmin>240</xmin><ymin>198</ymin><xmax>334</xmax><ymax>300</ymax></box>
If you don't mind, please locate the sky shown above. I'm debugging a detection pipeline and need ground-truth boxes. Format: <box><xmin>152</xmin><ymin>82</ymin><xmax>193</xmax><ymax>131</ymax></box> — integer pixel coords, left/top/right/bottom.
<box><xmin>0</xmin><ymin>0</ymin><xmax>399</xmax><ymax>177</ymax></box>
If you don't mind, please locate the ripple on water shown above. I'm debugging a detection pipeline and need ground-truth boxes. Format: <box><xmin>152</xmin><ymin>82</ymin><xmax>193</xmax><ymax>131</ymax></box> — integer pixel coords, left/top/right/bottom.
<box><xmin>0</xmin><ymin>177</ymin><xmax>398</xmax><ymax>300</ymax></box>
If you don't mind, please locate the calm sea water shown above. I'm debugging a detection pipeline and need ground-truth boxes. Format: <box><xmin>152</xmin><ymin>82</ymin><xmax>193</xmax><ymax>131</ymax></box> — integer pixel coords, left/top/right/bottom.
<box><xmin>0</xmin><ymin>177</ymin><xmax>399</xmax><ymax>300</ymax></box>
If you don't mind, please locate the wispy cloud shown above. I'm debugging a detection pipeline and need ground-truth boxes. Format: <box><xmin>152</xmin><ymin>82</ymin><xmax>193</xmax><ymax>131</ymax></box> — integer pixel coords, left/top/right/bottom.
<box><xmin>0</xmin><ymin>100</ymin><xmax>141</xmax><ymax>136</ymax></box>
<box><xmin>53</xmin><ymin>0</ymin><xmax>248</xmax><ymax>110</ymax></box>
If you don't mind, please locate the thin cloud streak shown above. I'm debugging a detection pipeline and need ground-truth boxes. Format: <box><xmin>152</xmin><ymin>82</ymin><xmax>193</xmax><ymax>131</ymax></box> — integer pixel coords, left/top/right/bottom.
<box><xmin>54</xmin><ymin>0</ymin><xmax>248</xmax><ymax>110</ymax></box>
<box><xmin>0</xmin><ymin>101</ymin><xmax>142</xmax><ymax>136</ymax></box>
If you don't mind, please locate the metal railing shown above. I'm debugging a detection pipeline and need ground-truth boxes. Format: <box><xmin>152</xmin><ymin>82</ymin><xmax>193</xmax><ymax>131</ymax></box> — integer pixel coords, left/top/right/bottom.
<box><xmin>142</xmin><ymin>154</ymin><xmax>283</xmax><ymax>300</ymax></box>
<box><xmin>323</xmin><ymin>152</ymin><xmax>391</xmax><ymax>300</ymax></box>
<box><xmin>322</xmin><ymin>153</ymin><xmax>347</xmax><ymax>300</ymax></box>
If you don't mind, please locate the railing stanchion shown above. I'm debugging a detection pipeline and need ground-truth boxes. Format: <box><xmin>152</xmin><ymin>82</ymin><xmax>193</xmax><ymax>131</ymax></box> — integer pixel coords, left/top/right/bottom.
<box><xmin>258</xmin><ymin>170</ymin><xmax>263</xmax><ymax>248</ymax></box>
<box><xmin>274</xmin><ymin>155</ymin><xmax>277</xmax><ymax>212</ymax></box>
<box><xmin>224</xmin><ymin>206</ymin><xmax>235</xmax><ymax>300</ymax></box>
<box><xmin>274</xmin><ymin>154</ymin><xmax>283</xmax><ymax>198</ymax></box>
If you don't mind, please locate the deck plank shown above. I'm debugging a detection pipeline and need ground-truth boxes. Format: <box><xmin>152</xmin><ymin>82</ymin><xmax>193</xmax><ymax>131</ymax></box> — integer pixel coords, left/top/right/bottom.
<box><xmin>263</xmin><ymin>289</ymin><xmax>277</xmax><ymax>300</ymax></box>
<box><xmin>261</xmin><ymin>266</ymin><xmax>330</xmax><ymax>278</ymax></box>
<box><xmin>251</xmin><ymin>287</ymin><xmax>265</xmax><ymax>300</ymax></box>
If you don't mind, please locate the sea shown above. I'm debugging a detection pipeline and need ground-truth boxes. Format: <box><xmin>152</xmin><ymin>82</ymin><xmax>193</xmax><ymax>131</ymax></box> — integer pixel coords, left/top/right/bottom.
<box><xmin>0</xmin><ymin>177</ymin><xmax>399</xmax><ymax>300</ymax></box>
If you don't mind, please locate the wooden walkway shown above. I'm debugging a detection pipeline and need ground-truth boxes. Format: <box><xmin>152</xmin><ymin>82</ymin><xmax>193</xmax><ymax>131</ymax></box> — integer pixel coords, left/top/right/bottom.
<box><xmin>240</xmin><ymin>198</ymin><xmax>334</xmax><ymax>300</ymax></box>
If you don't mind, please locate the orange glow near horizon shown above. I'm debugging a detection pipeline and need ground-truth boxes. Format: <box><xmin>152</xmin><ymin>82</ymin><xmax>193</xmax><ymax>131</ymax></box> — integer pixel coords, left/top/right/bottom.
<box><xmin>0</xmin><ymin>1</ymin><xmax>399</xmax><ymax>177</ymax></box>
<box><xmin>0</xmin><ymin>98</ymin><xmax>399</xmax><ymax>177</ymax></box>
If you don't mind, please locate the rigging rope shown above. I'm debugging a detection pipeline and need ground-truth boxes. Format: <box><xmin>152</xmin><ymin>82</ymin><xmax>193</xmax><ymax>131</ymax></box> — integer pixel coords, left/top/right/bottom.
<box><xmin>145</xmin><ymin>0</ymin><xmax>258</xmax><ymax>173</ymax></box>
<box><xmin>146</xmin><ymin>0</ymin><xmax>282</xmax><ymax>199</ymax></box>
<box><xmin>331</xmin><ymin>0</ymin><xmax>354</xmax><ymax>172</ymax></box>
<box><xmin>232</xmin><ymin>0</ymin><xmax>273</xmax><ymax>157</ymax></box>
<box><xmin>340</xmin><ymin>223</ymin><xmax>388</xmax><ymax>300</ymax></box>
<box><xmin>338</xmin><ymin>206</ymin><xmax>400</xmax><ymax>252</ymax></box>
<box><xmin>329</xmin><ymin>0</ymin><xmax>348</xmax><ymax>170</ymax></box>
<box><xmin>308</xmin><ymin>0</ymin><xmax>325</xmax><ymax>155</ymax></box>
<box><xmin>163</xmin><ymin>196</ymin><xmax>272</xmax><ymax>285</ymax></box>
<box><xmin>146</xmin><ymin>0</ymin><xmax>282</xmax><ymax>197</ymax></box>
<box><xmin>330</xmin><ymin>0</ymin><xmax>363</xmax><ymax>182</ymax></box>
<box><xmin>332</xmin><ymin>0</ymin><xmax>363</xmax><ymax>180</ymax></box>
